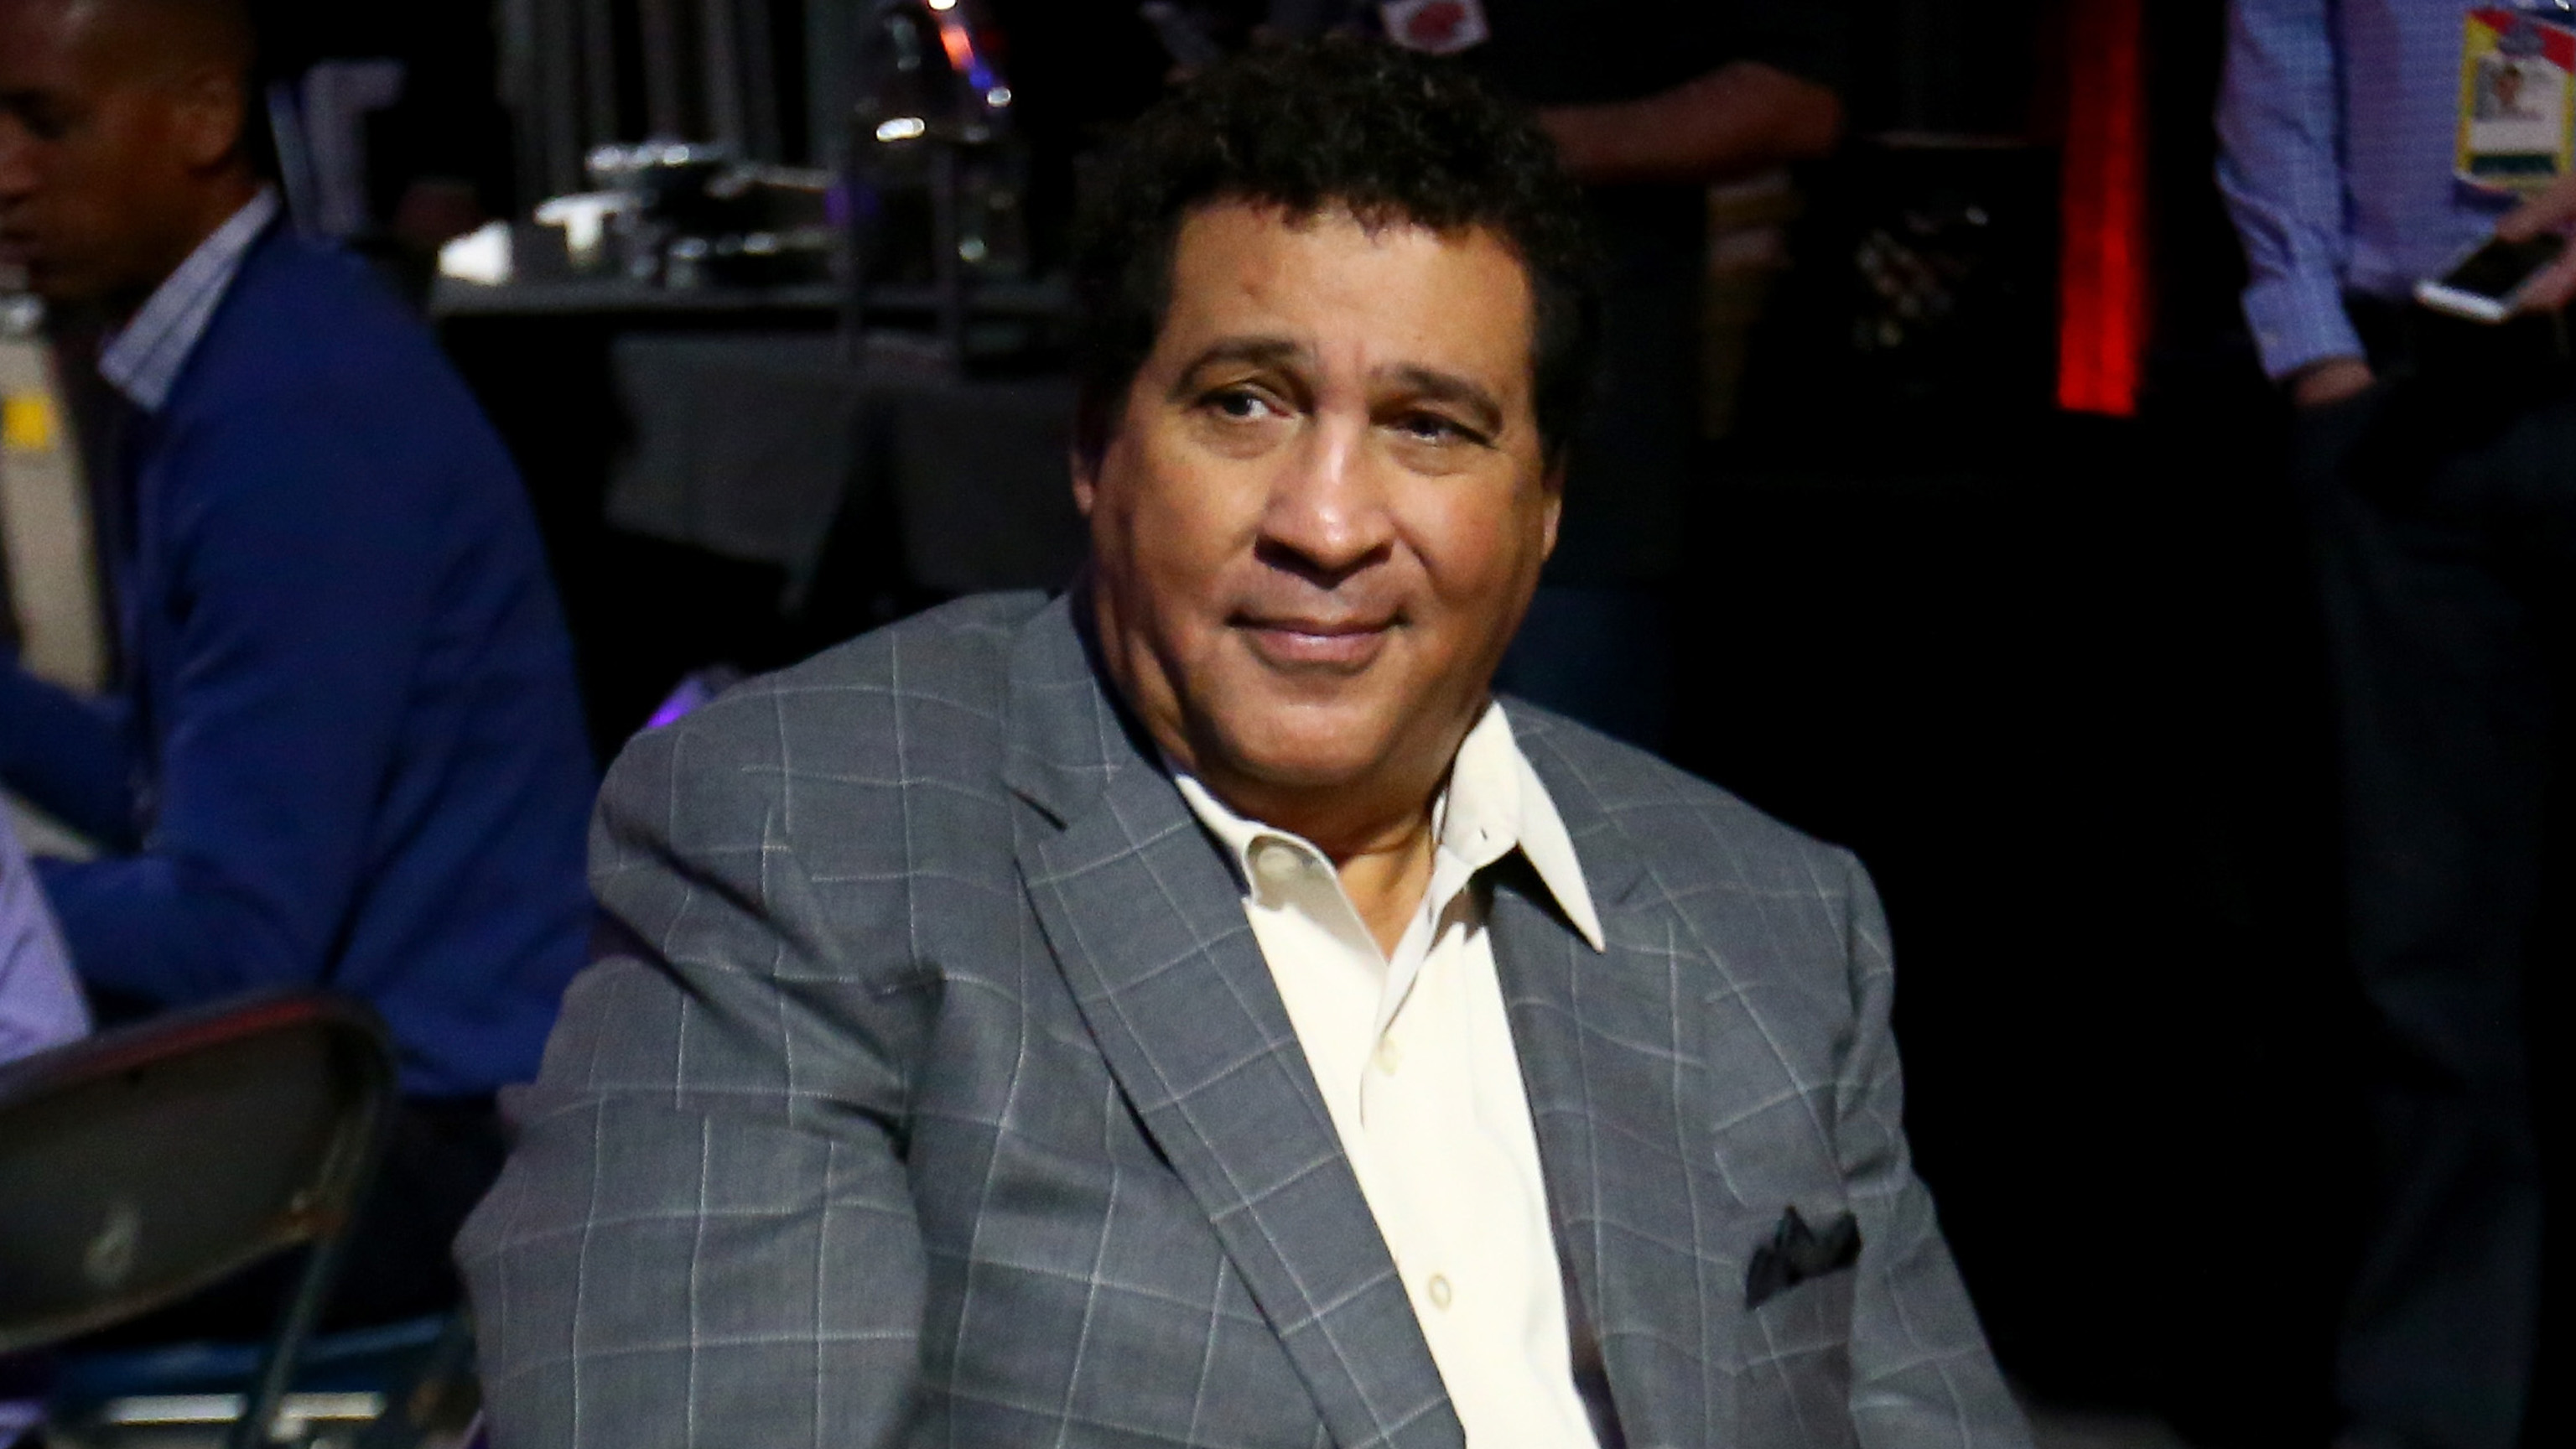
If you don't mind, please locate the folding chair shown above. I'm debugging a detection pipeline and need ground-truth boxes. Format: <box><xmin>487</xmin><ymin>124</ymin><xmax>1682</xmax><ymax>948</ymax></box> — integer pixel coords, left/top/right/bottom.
<box><xmin>0</xmin><ymin>992</ymin><xmax>396</xmax><ymax>1448</ymax></box>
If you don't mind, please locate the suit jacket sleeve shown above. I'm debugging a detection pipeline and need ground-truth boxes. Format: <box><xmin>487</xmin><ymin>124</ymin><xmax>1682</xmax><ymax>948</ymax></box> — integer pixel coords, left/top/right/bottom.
<box><xmin>459</xmin><ymin>709</ymin><xmax>933</xmax><ymax>1449</ymax></box>
<box><xmin>32</xmin><ymin>400</ymin><xmax>432</xmax><ymax>1005</ymax></box>
<box><xmin>0</xmin><ymin>660</ymin><xmax>140</xmax><ymax>849</ymax></box>
<box><xmin>1832</xmin><ymin>849</ymin><xmax>2029</xmax><ymax>1448</ymax></box>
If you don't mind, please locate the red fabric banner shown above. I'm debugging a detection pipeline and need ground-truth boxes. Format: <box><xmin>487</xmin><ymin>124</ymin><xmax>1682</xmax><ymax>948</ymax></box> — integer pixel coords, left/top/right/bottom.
<box><xmin>2059</xmin><ymin>0</ymin><xmax>2149</xmax><ymax>416</ymax></box>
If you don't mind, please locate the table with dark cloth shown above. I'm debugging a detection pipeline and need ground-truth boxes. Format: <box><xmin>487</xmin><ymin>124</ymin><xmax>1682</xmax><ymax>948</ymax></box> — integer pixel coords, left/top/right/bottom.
<box><xmin>604</xmin><ymin>334</ymin><xmax>1086</xmax><ymax>606</ymax></box>
<box><xmin>434</xmin><ymin>291</ymin><xmax>1090</xmax><ymax>748</ymax></box>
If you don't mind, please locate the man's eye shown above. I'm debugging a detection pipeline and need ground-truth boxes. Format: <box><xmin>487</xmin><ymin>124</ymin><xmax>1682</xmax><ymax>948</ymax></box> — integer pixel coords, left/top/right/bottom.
<box><xmin>3</xmin><ymin>102</ymin><xmax>68</xmax><ymax>142</ymax></box>
<box><xmin>1207</xmin><ymin>388</ymin><xmax>1279</xmax><ymax>421</ymax></box>
<box><xmin>1393</xmin><ymin>411</ymin><xmax>1470</xmax><ymax>444</ymax></box>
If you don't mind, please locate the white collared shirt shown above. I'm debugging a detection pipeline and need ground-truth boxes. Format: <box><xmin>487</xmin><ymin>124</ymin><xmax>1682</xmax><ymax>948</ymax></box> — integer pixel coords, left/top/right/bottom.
<box><xmin>98</xmin><ymin>187</ymin><xmax>279</xmax><ymax>413</ymax></box>
<box><xmin>1171</xmin><ymin>703</ymin><xmax>1607</xmax><ymax>1449</ymax></box>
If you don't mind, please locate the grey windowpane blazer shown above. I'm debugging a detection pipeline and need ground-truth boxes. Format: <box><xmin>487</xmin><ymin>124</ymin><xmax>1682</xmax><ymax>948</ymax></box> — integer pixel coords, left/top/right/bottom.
<box><xmin>459</xmin><ymin>593</ymin><xmax>2029</xmax><ymax>1449</ymax></box>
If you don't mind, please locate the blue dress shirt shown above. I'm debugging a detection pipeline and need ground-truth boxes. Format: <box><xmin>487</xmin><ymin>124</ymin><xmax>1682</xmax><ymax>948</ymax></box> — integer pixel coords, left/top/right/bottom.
<box><xmin>2216</xmin><ymin>0</ymin><xmax>2543</xmax><ymax>379</ymax></box>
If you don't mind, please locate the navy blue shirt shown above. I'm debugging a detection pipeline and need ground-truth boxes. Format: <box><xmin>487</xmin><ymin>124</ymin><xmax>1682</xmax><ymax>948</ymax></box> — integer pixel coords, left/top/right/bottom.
<box><xmin>0</xmin><ymin>222</ymin><xmax>595</xmax><ymax>1096</ymax></box>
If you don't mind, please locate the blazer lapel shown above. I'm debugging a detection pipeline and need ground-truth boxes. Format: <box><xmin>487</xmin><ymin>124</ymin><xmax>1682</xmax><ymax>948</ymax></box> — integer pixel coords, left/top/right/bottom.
<box><xmin>1004</xmin><ymin>600</ymin><xmax>1462</xmax><ymax>1449</ymax></box>
<box><xmin>1493</xmin><ymin>718</ymin><xmax>1754</xmax><ymax>1449</ymax></box>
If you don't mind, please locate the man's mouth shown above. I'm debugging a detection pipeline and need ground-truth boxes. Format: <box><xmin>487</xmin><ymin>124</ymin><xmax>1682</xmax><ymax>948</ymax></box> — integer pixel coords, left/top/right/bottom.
<box><xmin>1233</xmin><ymin>612</ymin><xmax>1399</xmax><ymax>671</ymax></box>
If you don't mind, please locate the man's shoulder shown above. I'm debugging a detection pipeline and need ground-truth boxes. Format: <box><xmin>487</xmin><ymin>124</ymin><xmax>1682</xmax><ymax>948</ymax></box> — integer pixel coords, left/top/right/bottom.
<box><xmin>1505</xmin><ymin>700</ymin><xmax>1858</xmax><ymax>896</ymax></box>
<box><xmin>750</xmin><ymin>589</ymin><xmax>1050</xmax><ymax>701</ymax></box>
<box><xmin>173</xmin><ymin>231</ymin><xmax>454</xmax><ymax>414</ymax></box>
<box><xmin>150</xmin><ymin>233</ymin><xmax>532</xmax><ymax>527</ymax></box>
<box><xmin>610</xmin><ymin>593</ymin><xmax>1055</xmax><ymax>803</ymax></box>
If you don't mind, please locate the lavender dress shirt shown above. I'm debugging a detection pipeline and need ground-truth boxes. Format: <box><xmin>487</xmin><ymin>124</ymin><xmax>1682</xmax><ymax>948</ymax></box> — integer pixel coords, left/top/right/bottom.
<box><xmin>1</xmin><ymin>808</ymin><xmax>86</xmax><ymax>1063</ymax></box>
<box><xmin>2217</xmin><ymin>0</ymin><xmax>2512</xmax><ymax>379</ymax></box>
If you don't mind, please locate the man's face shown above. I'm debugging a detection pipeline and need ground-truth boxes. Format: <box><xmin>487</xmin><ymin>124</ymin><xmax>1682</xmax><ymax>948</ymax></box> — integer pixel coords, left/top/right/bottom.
<box><xmin>0</xmin><ymin>0</ymin><xmax>213</xmax><ymax>304</ymax></box>
<box><xmin>1078</xmin><ymin>201</ymin><xmax>1560</xmax><ymax>814</ymax></box>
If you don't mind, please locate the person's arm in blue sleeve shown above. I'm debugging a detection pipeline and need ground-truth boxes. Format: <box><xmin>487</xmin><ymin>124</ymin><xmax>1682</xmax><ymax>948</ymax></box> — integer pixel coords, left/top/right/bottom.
<box><xmin>32</xmin><ymin>396</ymin><xmax>430</xmax><ymax>1007</ymax></box>
<box><xmin>2216</xmin><ymin>0</ymin><xmax>2366</xmax><ymax>386</ymax></box>
<box><xmin>0</xmin><ymin>660</ymin><xmax>145</xmax><ymax>849</ymax></box>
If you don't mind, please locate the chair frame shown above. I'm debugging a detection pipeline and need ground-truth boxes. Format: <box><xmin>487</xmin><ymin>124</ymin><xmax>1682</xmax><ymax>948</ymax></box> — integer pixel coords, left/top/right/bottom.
<box><xmin>0</xmin><ymin>991</ymin><xmax>396</xmax><ymax>1449</ymax></box>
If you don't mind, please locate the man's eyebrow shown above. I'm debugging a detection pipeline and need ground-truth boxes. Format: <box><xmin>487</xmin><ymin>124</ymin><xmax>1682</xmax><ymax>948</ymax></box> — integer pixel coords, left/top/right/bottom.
<box><xmin>1166</xmin><ymin>337</ymin><xmax>1310</xmax><ymax>397</ymax></box>
<box><xmin>1382</xmin><ymin>366</ymin><xmax>1506</xmax><ymax>436</ymax></box>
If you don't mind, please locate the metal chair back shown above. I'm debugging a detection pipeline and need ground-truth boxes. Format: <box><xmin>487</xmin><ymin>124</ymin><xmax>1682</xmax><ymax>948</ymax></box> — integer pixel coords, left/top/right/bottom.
<box><xmin>0</xmin><ymin>991</ymin><xmax>396</xmax><ymax>1446</ymax></box>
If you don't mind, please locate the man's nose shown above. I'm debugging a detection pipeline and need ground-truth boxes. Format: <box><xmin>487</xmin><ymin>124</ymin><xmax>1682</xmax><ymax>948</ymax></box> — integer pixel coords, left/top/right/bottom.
<box><xmin>1257</xmin><ymin>414</ymin><xmax>1394</xmax><ymax>584</ymax></box>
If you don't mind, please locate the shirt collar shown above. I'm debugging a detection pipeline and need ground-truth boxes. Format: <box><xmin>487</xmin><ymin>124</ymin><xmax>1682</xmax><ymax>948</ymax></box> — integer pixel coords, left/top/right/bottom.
<box><xmin>98</xmin><ymin>187</ymin><xmax>280</xmax><ymax>414</ymax></box>
<box><xmin>1169</xmin><ymin>700</ymin><xmax>1608</xmax><ymax>953</ymax></box>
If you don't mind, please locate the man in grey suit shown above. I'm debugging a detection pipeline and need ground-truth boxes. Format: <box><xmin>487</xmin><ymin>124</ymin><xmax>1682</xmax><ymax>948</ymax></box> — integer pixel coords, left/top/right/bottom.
<box><xmin>460</xmin><ymin>39</ymin><xmax>2026</xmax><ymax>1449</ymax></box>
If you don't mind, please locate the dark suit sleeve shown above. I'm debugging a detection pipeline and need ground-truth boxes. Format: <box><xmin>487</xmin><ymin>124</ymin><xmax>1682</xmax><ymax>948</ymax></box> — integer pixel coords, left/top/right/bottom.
<box><xmin>1831</xmin><ymin>849</ymin><xmax>2032</xmax><ymax>1449</ymax></box>
<box><xmin>0</xmin><ymin>660</ymin><xmax>143</xmax><ymax>849</ymax></box>
<box><xmin>29</xmin><ymin>399</ymin><xmax>432</xmax><ymax>1005</ymax></box>
<box><xmin>459</xmin><ymin>713</ymin><xmax>932</xmax><ymax>1449</ymax></box>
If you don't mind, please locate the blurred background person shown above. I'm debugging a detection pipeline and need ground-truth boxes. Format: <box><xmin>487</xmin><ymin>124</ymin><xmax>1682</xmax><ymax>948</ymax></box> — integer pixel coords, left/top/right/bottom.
<box><xmin>1467</xmin><ymin>3</ymin><xmax>1846</xmax><ymax>750</ymax></box>
<box><xmin>2218</xmin><ymin>4</ymin><xmax>2576</xmax><ymax>1448</ymax></box>
<box><xmin>0</xmin><ymin>0</ymin><xmax>595</xmax><ymax>1333</ymax></box>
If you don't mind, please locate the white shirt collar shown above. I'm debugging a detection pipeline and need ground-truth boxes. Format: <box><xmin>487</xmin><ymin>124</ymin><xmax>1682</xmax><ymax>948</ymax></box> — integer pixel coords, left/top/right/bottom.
<box><xmin>99</xmin><ymin>187</ymin><xmax>280</xmax><ymax>413</ymax></box>
<box><xmin>1169</xmin><ymin>701</ymin><xmax>1607</xmax><ymax>953</ymax></box>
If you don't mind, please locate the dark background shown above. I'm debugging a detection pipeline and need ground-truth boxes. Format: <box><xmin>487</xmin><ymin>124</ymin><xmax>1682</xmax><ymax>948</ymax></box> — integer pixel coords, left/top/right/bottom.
<box><xmin>1677</xmin><ymin>4</ymin><xmax>2372</xmax><ymax>1441</ymax></box>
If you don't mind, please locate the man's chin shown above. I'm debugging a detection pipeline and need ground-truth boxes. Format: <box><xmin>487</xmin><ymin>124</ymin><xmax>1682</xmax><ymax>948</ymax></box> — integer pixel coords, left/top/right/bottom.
<box><xmin>1191</xmin><ymin>707</ymin><xmax>1426</xmax><ymax>799</ymax></box>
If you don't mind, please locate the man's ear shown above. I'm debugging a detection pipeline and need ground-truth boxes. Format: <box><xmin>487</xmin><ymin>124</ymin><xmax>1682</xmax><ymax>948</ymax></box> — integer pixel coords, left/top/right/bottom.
<box><xmin>167</xmin><ymin>65</ymin><xmax>245</xmax><ymax>172</ymax></box>
<box><xmin>1540</xmin><ymin>460</ymin><xmax>1564</xmax><ymax>558</ymax></box>
<box><xmin>1070</xmin><ymin>448</ymin><xmax>1098</xmax><ymax>519</ymax></box>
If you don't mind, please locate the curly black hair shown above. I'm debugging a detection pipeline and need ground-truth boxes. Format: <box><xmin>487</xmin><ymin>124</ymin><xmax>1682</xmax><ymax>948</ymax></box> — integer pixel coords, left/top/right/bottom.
<box><xmin>1070</xmin><ymin>37</ymin><xmax>1602</xmax><ymax>465</ymax></box>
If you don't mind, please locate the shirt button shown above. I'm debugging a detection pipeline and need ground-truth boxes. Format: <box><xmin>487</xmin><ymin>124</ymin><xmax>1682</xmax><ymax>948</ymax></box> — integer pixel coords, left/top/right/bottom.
<box><xmin>1374</xmin><ymin>1038</ymin><xmax>1402</xmax><ymax>1074</ymax></box>
<box><xmin>1252</xmin><ymin>838</ymin><xmax>1304</xmax><ymax>886</ymax></box>
<box><xmin>1427</xmin><ymin>1275</ymin><xmax>1453</xmax><ymax>1310</ymax></box>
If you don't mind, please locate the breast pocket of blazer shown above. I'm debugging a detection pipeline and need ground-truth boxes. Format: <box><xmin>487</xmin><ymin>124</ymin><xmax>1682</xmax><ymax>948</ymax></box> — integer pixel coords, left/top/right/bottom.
<box><xmin>1729</xmin><ymin>1198</ymin><xmax>1862</xmax><ymax>1449</ymax></box>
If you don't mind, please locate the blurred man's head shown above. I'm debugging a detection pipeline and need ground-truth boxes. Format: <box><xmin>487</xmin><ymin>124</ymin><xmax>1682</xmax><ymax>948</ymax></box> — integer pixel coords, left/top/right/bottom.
<box><xmin>0</xmin><ymin>0</ymin><xmax>259</xmax><ymax>307</ymax></box>
<box><xmin>1067</xmin><ymin>40</ymin><xmax>1600</xmax><ymax>844</ymax></box>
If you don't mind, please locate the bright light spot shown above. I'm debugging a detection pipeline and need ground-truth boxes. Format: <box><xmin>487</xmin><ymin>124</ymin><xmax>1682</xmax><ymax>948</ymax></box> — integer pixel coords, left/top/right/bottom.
<box><xmin>437</xmin><ymin>221</ymin><xmax>516</xmax><ymax>286</ymax></box>
<box><xmin>927</xmin><ymin>0</ymin><xmax>956</xmax><ymax>9</ymax></box>
<box><xmin>986</xmin><ymin>86</ymin><xmax>1013</xmax><ymax>108</ymax></box>
<box><xmin>875</xmin><ymin>117</ymin><xmax>927</xmax><ymax>143</ymax></box>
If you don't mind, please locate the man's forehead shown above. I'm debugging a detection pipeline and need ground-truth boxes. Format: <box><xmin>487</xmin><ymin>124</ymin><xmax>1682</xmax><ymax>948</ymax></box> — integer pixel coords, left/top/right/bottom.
<box><xmin>1174</xmin><ymin>200</ymin><xmax>1527</xmax><ymax>283</ymax></box>
<box><xmin>0</xmin><ymin>0</ymin><xmax>89</xmax><ymax>44</ymax></box>
<box><xmin>1161</xmin><ymin>202</ymin><xmax>1537</xmax><ymax>375</ymax></box>
<box><xmin>6</xmin><ymin>0</ymin><xmax>218</xmax><ymax>86</ymax></box>
<box><xmin>0</xmin><ymin>0</ymin><xmax>113</xmax><ymax>86</ymax></box>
